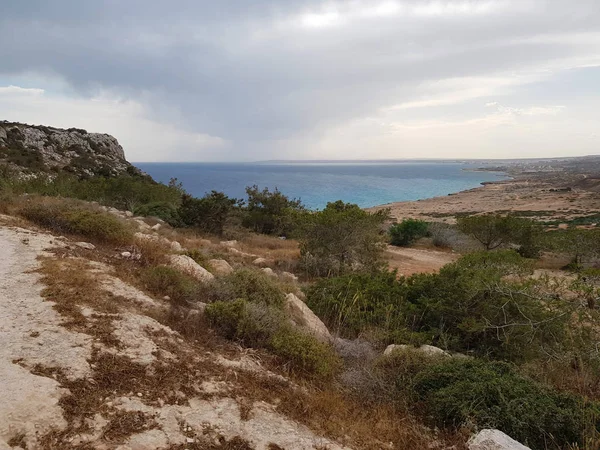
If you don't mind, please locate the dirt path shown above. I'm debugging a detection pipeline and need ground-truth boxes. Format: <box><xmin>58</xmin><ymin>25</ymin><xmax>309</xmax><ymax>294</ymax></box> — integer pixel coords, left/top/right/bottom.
<box><xmin>0</xmin><ymin>225</ymin><xmax>92</xmax><ymax>448</ymax></box>
<box><xmin>0</xmin><ymin>222</ymin><xmax>351</xmax><ymax>449</ymax></box>
<box><xmin>386</xmin><ymin>245</ymin><xmax>458</xmax><ymax>276</ymax></box>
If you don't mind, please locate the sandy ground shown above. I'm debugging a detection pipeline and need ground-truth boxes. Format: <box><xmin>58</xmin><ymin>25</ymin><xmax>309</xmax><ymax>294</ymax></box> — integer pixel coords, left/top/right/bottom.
<box><xmin>386</xmin><ymin>245</ymin><xmax>458</xmax><ymax>276</ymax></box>
<box><xmin>370</xmin><ymin>178</ymin><xmax>600</xmax><ymax>223</ymax></box>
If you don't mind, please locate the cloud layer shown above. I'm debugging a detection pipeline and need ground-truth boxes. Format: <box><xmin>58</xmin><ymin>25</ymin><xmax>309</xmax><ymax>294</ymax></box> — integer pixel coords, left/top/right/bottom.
<box><xmin>1</xmin><ymin>0</ymin><xmax>599</xmax><ymax>161</ymax></box>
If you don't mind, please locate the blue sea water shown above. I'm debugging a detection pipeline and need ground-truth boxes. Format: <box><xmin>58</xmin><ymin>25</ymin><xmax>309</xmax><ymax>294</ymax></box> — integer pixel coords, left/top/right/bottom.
<box><xmin>135</xmin><ymin>161</ymin><xmax>506</xmax><ymax>211</ymax></box>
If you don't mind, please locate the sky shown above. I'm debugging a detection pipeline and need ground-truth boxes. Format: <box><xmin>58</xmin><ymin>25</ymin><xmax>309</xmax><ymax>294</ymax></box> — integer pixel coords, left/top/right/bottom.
<box><xmin>1</xmin><ymin>1</ymin><xmax>599</xmax><ymax>162</ymax></box>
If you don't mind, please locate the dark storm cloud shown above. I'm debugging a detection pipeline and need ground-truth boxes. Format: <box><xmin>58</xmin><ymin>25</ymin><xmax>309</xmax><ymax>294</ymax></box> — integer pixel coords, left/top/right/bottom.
<box><xmin>1</xmin><ymin>1</ymin><xmax>600</xmax><ymax>151</ymax></box>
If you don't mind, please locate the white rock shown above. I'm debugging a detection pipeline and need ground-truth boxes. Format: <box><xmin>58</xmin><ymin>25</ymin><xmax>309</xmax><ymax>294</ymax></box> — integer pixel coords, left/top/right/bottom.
<box><xmin>383</xmin><ymin>344</ymin><xmax>450</xmax><ymax>358</ymax></box>
<box><xmin>280</xmin><ymin>271</ymin><xmax>298</xmax><ymax>283</ymax></box>
<box><xmin>383</xmin><ymin>344</ymin><xmax>409</xmax><ymax>356</ymax></box>
<box><xmin>261</xmin><ymin>267</ymin><xmax>277</xmax><ymax>278</ymax></box>
<box><xmin>135</xmin><ymin>219</ymin><xmax>151</xmax><ymax>231</ymax></box>
<box><xmin>220</xmin><ymin>240</ymin><xmax>238</xmax><ymax>248</ymax></box>
<box><xmin>75</xmin><ymin>242</ymin><xmax>95</xmax><ymax>250</ymax></box>
<box><xmin>124</xmin><ymin>211</ymin><xmax>134</xmax><ymax>217</ymax></box>
<box><xmin>170</xmin><ymin>241</ymin><xmax>183</xmax><ymax>252</ymax></box>
<box><xmin>228</xmin><ymin>247</ymin><xmax>258</xmax><ymax>258</ymax></box>
<box><xmin>169</xmin><ymin>255</ymin><xmax>214</xmax><ymax>283</ymax></box>
<box><xmin>121</xmin><ymin>251</ymin><xmax>132</xmax><ymax>258</ymax></box>
<box><xmin>252</xmin><ymin>257</ymin><xmax>268</xmax><ymax>267</ymax></box>
<box><xmin>151</xmin><ymin>223</ymin><xmax>162</xmax><ymax>231</ymax></box>
<box><xmin>208</xmin><ymin>259</ymin><xmax>234</xmax><ymax>275</ymax></box>
<box><xmin>284</xmin><ymin>293</ymin><xmax>332</xmax><ymax>343</ymax></box>
<box><xmin>419</xmin><ymin>344</ymin><xmax>451</xmax><ymax>357</ymax></box>
<box><xmin>468</xmin><ymin>429</ymin><xmax>531</xmax><ymax>450</ymax></box>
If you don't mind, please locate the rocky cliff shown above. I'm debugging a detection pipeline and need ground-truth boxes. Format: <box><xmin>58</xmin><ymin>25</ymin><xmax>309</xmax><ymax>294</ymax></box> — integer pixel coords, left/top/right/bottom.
<box><xmin>0</xmin><ymin>120</ymin><xmax>139</xmax><ymax>177</ymax></box>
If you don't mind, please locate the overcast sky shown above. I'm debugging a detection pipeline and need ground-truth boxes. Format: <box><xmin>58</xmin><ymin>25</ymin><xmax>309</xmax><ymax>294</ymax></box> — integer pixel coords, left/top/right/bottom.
<box><xmin>1</xmin><ymin>1</ymin><xmax>599</xmax><ymax>162</ymax></box>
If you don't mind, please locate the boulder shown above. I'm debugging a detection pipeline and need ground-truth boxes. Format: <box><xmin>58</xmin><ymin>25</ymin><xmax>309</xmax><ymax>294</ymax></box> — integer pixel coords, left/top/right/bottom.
<box><xmin>468</xmin><ymin>429</ymin><xmax>531</xmax><ymax>450</ymax></box>
<box><xmin>75</xmin><ymin>242</ymin><xmax>95</xmax><ymax>250</ymax></box>
<box><xmin>208</xmin><ymin>259</ymin><xmax>234</xmax><ymax>276</ymax></box>
<box><xmin>252</xmin><ymin>257</ymin><xmax>269</xmax><ymax>267</ymax></box>
<box><xmin>228</xmin><ymin>247</ymin><xmax>258</xmax><ymax>258</ymax></box>
<box><xmin>220</xmin><ymin>240</ymin><xmax>238</xmax><ymax>248</ymax></box>
<box><xmin>261</xmin><ymin>267</ymin><xmax>277</xmax><ymax>278</ymax></box>
<box><xmin>170</xmin><ymin>241</ymin><xmax>183</xmax><ymax>253</ymax></box>
<box><xmin>134</xmin><ymin>232</ymin><xmax>183</xmax><ymax>253</ymax></box>
<box><xmin>383</xmin><ymin>344</ymin><xmax>450</xmax><ymax>358</ymax></box>
<box><xmin>135</xmin><ymin>219</ymin><xmax>152</xmax><ymax>231</ymax></box>
<box><xmin>284</xmin><ymin>293</ymin><xmax>332</xmax><ymax>343</ymax></box>
<box><xmin>169</xmin><ymin>255</ymin><xmax>214</xmax><ymax>283</ymax></box>
<box><xmin>280</xmin><ymin>271</ymin><xmax>298</xmax><ymax>283</ymax></box>
<box><xmin>151</xmin><ymin>223</ymin><xmax>162</xmax><ymax>231</ymax></box>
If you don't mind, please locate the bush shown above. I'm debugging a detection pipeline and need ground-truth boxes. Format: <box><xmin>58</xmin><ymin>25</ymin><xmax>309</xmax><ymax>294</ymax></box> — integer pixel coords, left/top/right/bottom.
<box><xmin>205</xmin><ymin>299</ymin><xmax>283</xmax><ymax>347</ymax></box>
<box><xmin>178</xmin><ymin>191</ymin><xmax>239</xmax><ymax>235</ymax></box>
<box><xmin>19</xmin><ymin>200</ymin><xmax>133</xmax><ymax>244</ymax></box>
<box><xmin>389</xmin><ymin>219</ymin><xmax>429</xmax><ymax>246</ymax></box>
<box><xmin>140</xmin><ymin>266</ymin><xmax>200</xmax><ymax>305</ymax></box>
<box><xmin>206</xmin><ymin>300</ymin><xmax>340</xmax><ymax>377</ymax></box>
<box><xmin>269</xmin><ymin>327</ymin><xmax>341</xmax><ymax>378</ymax></box>
<box><xmin>211</xmin><ymin>269</ymin><xmax>286</xmax><ymax>306</ymax></box>
<box><xmin>134</xmin><ymin>201</ymin><xmax>179</xmax><ymax>224</ymax></box>
<box><xmin>428</xmin><ymin>222</ymin><xmax>479</xmax><ymax>252</ymax></box>
<box><xmin>242</xmin><ymin>185</ymin><xmax>305</xmax><ymax>236</ymax></box>
<box><xmin>457</xmin><ymin>214</ymin><xmax>541</xmax><ymax>255</ymax></box>
<box><xmin>297</xmin><ymin>201</ymin><xmax>389</xmax><ymax>277</ymax></box>
<box><xmin>414</xmin><ymin>358</ymin><xmax>600</xmax><ymax>449</ymax></box>
<box><xmin>305</xmin><ymin>271</ymin><xmax>409</xmax><ymax>339</ymax></box>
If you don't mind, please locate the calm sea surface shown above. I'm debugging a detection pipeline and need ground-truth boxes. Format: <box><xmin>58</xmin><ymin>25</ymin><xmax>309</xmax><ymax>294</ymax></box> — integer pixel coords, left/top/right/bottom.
<box><xmin>135</xmin><ymin>162</ymin><xmax>506</xmax><ymax>210</ymax></box>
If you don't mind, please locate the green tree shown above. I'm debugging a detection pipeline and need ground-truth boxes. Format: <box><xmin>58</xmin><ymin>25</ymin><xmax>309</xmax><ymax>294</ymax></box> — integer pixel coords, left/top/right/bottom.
<box><xmin>297</xmin><ymin>201</ymin><xmax>389</xmax><ymax>277</ymax></box>
<box><xmin>457</xmin><ymin>214</ymin><xmax>541</xmax><ymax>255</ymax></box>
<box><xmin>545</xmin><ymin>228</ymin><xmax>600</xmax><ymax>266</ymax></box>
<box><xmin>178</xmin><ymin>191</ymin><xmax>240</xmax><ymax>235</ymax></box>
<box><xmin>389</xmin><ymin>219</ymin><xmax>429</xmax><ymax>246</ymax></box>
<box><xmin>242</xmin><ymin>185</ymin><xmax>305</xmax><ymax>235</ymax></box>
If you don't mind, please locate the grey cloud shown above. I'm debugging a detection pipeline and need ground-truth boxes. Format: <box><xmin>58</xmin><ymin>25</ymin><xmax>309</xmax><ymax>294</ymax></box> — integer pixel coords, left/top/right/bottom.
<box><xmin>1</xmin><ymin>0</ymin><xmax>600</xmax><ymax>155</ymax></box>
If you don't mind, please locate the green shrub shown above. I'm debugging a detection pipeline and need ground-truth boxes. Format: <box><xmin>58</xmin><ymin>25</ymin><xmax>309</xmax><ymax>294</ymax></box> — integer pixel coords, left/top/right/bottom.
<box><xmin>457</xmin><ymin>214</ymin><xmax>541</xmax><ymax>255</ymax></box>
<box><xmin>305</xmin><ymin>271</ymin><xmax>409</xmax><ymax>338</ymax></box>
<box><xmin>297</xmin><ymin>201</ymin><xmax>388</xmax><ymax>277</ymax></box>
<box><xmin>242</xmin><ymin>185</ymin><xmax>305</xmax><ymax>235</ymax></box>
<box><xmin>212</xmin><ymin>269</ymin><xmax>285</xmax><ymax>306</ymax></box>
<box><xmin>20</xmin><ymin>200</ymin><xmax>133</xmax><ymax>244</ymax></box>
<box><xmin>178</xmin><ymin>191</ymin><xmax>239</xmax><ymax>235</ymax></box>
<box><xmin>140</xmin><ymin>266</ymin><xmax>200</xmax><ymax>305</ymax></box>
<box><xmin>389</xmin><ymin>219</ymin><xmax>429</xmax><ymax>246</ymax></box>
<box><xmin>269</xmin><ymin>327</ymin><xmax>341</xmax><ymax>378</ymax></box>
<box><xmin>205</xmin><ymin>299</ymin><xmax>283</xmax><ymax>347</ymax></box>
<box><xmin>134</xmin><ymin>201</ymin><xmax>179</xmax><ymax>224</ymax></box>
<box><xmin>414</xmin><ymin>358</ymin><xmax>600</xmax><ymax>449</ymax></box>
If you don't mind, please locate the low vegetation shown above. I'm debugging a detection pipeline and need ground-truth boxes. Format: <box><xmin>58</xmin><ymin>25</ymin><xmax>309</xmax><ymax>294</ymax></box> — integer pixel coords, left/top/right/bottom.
<box><xmin>389</xmin><ymin>218</ymin><xmax>429</xmax><ymax>246</ymax></box>
<box><xmin>15</xmin><ymin>197</ymin><xmax>133</xmax><ymax>244</ymax></box>
<box><xmin>3</xmin><ymin>161</ymin><xmax>600</xmax><ymax>448</ymax></box>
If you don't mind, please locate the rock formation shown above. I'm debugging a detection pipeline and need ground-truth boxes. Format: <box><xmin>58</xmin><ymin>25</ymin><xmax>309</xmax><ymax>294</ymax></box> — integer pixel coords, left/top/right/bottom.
<box><xmin>0</xmin><ymin>120</ymin><xmax>139</xmax><ymax>177</ymax></box>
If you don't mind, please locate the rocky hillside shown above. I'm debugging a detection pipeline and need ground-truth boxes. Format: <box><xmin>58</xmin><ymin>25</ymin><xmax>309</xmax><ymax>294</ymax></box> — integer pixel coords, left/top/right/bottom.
<box><xmin>0</xmin><ymin>121</ymin><xmax>139</xmax><ymax>177</ymax></box>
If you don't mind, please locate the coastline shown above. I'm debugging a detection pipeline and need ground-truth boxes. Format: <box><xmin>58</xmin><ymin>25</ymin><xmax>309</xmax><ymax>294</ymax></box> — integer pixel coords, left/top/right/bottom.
<box><xmin>368</xmin><ymin>170</ymin><xmax>600</xmax><ymax>224</ymax></box>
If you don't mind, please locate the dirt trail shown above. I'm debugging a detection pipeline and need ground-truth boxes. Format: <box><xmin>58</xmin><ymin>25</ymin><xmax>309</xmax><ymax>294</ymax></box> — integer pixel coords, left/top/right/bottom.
<box><xmin>0</xmin><ymin>225</ymin><xmax>92</xmax><ymax>448</ymax></box>
<box><xmin>386</xmin><ymin>246</ymin><xmax>458</xmax><ymax>276</ymax></box>
<box><xmin>0</xmin><ymin>222</ymin><xmax>350</xmax><ymax>449</ymax></box>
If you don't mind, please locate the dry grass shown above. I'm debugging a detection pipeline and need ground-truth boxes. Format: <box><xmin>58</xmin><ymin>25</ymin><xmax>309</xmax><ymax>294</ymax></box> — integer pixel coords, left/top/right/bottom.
<box><xmin>219</xmin><ymin>363</ymin><xmax>466</xmax><ymax>450</ymax></box>
<box><xmin>30</xmin><ymin>220</ymin><xmax>462</xmax><ymax>450</ymax></box>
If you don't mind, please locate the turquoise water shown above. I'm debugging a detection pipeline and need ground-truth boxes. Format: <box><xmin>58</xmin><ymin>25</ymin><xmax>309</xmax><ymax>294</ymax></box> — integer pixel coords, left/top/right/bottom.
<box><xmin>135</xmin><ymin>161</ymin><xmax>506</xmax><ymax>210</ymax></box>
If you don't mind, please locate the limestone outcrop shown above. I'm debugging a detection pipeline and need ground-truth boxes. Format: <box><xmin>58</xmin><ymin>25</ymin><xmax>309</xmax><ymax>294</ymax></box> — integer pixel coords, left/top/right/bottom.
<box><xmin>0</xmin><ymin>120</ymin><xmax>139</xmax><ymax>177</ymax></box>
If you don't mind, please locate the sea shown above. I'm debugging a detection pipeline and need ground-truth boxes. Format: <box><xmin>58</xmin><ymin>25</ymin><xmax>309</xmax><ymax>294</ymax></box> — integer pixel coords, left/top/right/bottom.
<box><xmin>135</xmin><ymin>161</ymin><xmax>507</xmax><ymax>211</ymax></box>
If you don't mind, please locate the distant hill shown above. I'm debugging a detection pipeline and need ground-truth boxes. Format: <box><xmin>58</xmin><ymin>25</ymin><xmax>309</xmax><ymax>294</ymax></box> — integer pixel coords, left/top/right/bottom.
<box><xmin>0</xmin><ymin>120</ymin><xmax>140</xmax><ymax>178</ymax></box>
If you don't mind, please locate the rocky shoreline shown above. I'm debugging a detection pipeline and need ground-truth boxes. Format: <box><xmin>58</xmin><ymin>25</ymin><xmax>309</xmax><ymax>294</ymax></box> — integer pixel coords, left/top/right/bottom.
<box><xmin>369</xmin><ymin>164</ymin><xmax>600</xmax><ymax>224</ymax></box>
